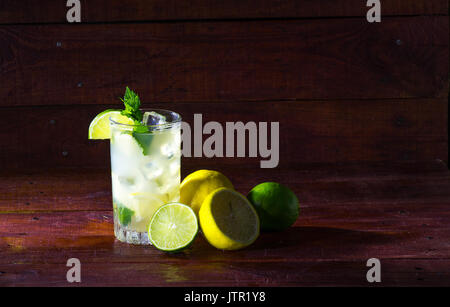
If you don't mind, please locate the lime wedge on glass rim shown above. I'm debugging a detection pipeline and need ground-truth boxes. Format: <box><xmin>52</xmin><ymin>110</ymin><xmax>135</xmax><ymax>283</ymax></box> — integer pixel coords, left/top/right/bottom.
<box><xmin>148</xmin><ymin>203</ymin><xmax>198</xmax><ymax>252</ymax></box>
<box><xmin>88</xmin><ymin>109</ymin><xmax>134</xmax><ymax>139</ymax></box>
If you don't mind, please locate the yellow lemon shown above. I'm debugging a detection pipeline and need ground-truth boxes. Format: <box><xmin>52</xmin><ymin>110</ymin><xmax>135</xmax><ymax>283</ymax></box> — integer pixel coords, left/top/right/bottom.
<box><xmin>199</xmin><ymin>187</ymin><xmax>260</xmax><ymax>250</ymax></box>
<box><xmin>180</xmin><ymin>170</ymin><xmax>234</xmax><ymax>215</ymax></box>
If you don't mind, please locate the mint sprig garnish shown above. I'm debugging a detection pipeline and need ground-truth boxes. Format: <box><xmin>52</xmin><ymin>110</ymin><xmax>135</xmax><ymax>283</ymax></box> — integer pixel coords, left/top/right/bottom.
<box><xmin>120</xmin><ymin>87</ymin><xmax>143</xmax><ymax>123</ymax></box>
<box><xmin>118</xmin><ymin>87</ymin><xmax>152</xmax><ymax>153</ymax></box>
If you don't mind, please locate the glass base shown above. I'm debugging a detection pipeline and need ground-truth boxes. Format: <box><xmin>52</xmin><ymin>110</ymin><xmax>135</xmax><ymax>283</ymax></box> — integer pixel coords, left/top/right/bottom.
<box><xmin>114</xmin><ymin>222</ymin><xmax>152</xmax><ymax>245</ymax></box>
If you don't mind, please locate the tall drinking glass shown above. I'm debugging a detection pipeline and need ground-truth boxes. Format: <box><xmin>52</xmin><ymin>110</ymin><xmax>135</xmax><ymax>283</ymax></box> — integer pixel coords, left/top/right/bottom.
<box><xmin>110</xmin><ymin>109</ymin><xmax>181</xmax><ymax>245</ymax></box>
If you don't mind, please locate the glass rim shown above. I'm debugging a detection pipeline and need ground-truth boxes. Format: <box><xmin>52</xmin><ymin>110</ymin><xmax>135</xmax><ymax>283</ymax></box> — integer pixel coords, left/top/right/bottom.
<box><xmin>110</xmin><ymin>108</ymin><xmax>182</xmax><ymax>130</ymax></box>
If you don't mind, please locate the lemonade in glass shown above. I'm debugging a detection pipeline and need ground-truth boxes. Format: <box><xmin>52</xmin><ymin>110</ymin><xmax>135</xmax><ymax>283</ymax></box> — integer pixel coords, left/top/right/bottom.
<box><xmin>110</xmin><ymin>109</ymin><xmax>181</xmax><ymax>245</ymax></box>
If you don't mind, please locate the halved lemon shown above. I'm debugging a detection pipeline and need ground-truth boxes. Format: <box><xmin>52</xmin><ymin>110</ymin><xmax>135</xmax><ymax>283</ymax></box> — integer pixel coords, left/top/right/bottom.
<box><xmin>180</xmin><ymin>170</ymin><xmax>234</xmax><ymax>215</ymax></box>
<box><xmin>199</xmin><ymin>188</ymin><xmax>260</xmax><ymax>250</ymax></box>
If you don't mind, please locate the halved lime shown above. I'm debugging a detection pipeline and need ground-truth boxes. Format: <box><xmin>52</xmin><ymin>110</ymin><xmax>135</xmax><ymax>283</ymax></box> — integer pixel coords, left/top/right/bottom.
<box><xmin>148</xmin><ymin>203</ymin><xmax>198</xmax><ymax>252</ymax></box>
<box><xmin>88</xmin><ymin>109</ymin><xmax>134</xmax><ymax>139</ymax></box>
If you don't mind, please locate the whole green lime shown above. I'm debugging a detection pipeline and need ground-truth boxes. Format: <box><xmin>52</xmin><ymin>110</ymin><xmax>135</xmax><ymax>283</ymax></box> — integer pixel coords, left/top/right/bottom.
<box><xmin>247</xmin><ymin>182</ymin><xmax>299</xmax><ymax>231</ymax></box>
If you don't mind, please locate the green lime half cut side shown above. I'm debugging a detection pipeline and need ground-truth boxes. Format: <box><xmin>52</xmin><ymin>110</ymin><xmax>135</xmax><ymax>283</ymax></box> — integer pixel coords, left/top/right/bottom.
<box><xmin>148</xmin><ymin>203</ymin><xmax>198</xmax><ymax>252</ymax></box>
<box><xmin>88</xmin><ymin>109</ymin><xmax>134</xmax><ymax>139</ymax></box>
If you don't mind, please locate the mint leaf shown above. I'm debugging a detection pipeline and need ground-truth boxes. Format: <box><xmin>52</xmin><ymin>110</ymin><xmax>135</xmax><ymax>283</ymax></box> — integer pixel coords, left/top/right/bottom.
<box><xmin>132</xmin><ymin>121</ymin><xmax>152</xmax><ymax>154</ymax></box>
<box><xmin>132</xmin><ymin>132</ymin><xmax>154</xmax><ymax>155</ymax></box>
<box><xmin>118</xmin><ymin>87</ymin><xmax>153</xmax><ymax>155</ymax></box>
<box><xmin>132</xmin><ymin>120</ymin><xmax>149</xmax><ymax>133</ymax></box>
<box><xmin>115</xmin><ymin>203</ymin><xmax>134</xmax><ymax>226</ymax></box>
<box><xmin>120</xmin><ymin>87</ymin><xmax>143</xmax><ymax>122</ymax></box>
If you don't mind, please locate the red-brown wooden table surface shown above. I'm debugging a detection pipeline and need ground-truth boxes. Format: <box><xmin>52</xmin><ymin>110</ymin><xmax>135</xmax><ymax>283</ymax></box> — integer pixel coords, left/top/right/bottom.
<box><xmin>1</xmin><ymin>161</ymin><xmax>449</xmax><ymax>286</ymax></box>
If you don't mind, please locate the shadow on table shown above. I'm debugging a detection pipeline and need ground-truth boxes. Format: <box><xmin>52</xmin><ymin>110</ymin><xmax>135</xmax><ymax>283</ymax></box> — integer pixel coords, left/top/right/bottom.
<box><xmin>103</xmin><ymin>226</ymin><xmax>410</xmax><ymax>284</ymax></box>
<box><xmin>150</xmin><ymin>225</ymin><xmax>408</xmax><ymax>261</ymax></box>
<box><xmin>245</xmin><ymin>225</ymin><xmax>408</xmax><ymax>257</ymax></box>
<box><xmin>108</xmin><ymin>226</ymin><xmax>407</xmax><ymax>265</ymax></box>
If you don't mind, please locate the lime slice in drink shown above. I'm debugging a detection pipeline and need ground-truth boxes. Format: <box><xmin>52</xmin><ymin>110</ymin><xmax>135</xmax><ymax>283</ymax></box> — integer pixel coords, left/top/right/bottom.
<box><xmin>88</xmin><ymin>109</ymin><xmax>134</xmax><ymax>139</ymax></box>
<box><xmin>148</xmin><ymin>203</ymin><xmax>198</xmax><ymax>252</ymax></box>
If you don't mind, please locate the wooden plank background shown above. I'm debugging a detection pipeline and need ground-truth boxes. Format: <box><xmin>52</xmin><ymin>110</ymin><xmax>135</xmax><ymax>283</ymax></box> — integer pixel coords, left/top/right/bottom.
<box><xmin>0</xmin><ymin>99</ymin><xmax>447</xmax><ymax>169</ymax></box>
<box><xmin>0</xmin><ymin>0</ymin><xmax>448</xmax><ymax>24</ymax></box>
<box><xmin>1</xmin><ymin>17</ymin><xmax>448</xmax><ymax>106</ymax></box>
<box><xmin>0</xmin><ymin>1</ymin><xmax>448</xmax><ymax>170</ymax></box>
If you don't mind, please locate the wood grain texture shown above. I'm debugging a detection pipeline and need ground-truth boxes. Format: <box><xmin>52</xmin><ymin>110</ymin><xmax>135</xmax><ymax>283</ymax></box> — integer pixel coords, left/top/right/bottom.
<box><xmin>2</xmin><ymin>161</ymin><xmax>450</xmax><ymax>213</ymax></box>
<box><xmin>0</xmin><ymin>99</ymin><xmax>447</xmax><ymax>170</ymax></box>
<box><xmin>1</xmin><ymin>162</ymin><xmax>450</xmax><ymax>286</ymax></box>
<box><xmin>0</xmin><ymin>16</ymin><xmax>448</xmax><ymax>106</ymax></box>
<box><xmin>1</xmin><ymin>259</ymin><xmax>449</xmax><ymax>286</ymax></box>
<box><xmin>0</xmin><ymin>0</ymin><xmax>447</xmax><ymax>24</ymax></box>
